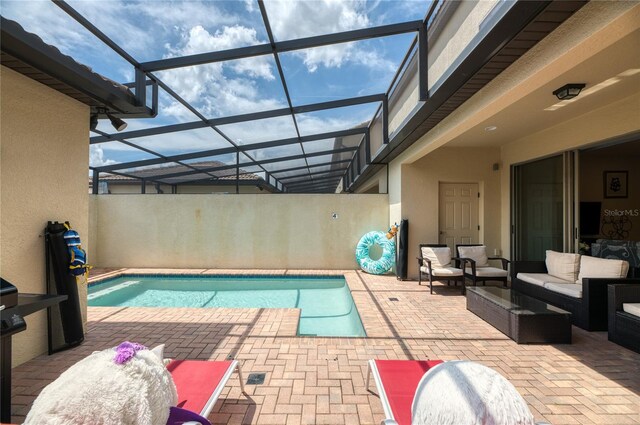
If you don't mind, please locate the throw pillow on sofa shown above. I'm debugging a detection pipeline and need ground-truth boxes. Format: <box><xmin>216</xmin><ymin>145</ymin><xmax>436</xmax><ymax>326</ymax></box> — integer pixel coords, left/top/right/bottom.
<box><xmin>545</xmin><ymin>250</ymin><xmax>580</xmax><ymax>282</ymax></box>
<box><xmin>577</xmin><ymin>255</ymin><xmax>630</xmax><ymax>282</ymax></box>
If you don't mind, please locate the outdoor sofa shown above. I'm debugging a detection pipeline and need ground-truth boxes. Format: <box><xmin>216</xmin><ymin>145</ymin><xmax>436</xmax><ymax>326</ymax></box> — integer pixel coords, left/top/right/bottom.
<box><xmin>512</xmin><ymin>251</ymin><xmax>640</xmax><ymax>331</ymax></box>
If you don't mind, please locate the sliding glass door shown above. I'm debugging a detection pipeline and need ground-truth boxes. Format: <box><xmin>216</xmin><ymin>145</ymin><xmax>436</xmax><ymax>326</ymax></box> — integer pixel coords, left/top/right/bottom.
<box><xmin>512</xmin><ymin>154</ymin><xmax>575</xmax><ymax>261</ymax></box>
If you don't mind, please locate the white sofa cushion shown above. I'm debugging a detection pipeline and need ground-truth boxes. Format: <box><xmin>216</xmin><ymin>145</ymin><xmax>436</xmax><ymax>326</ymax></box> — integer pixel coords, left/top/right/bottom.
<box><xmin>543</xmin><ymin>282</ymin><xmax>583</xmax><ymax>298</ymax></box>
<box><xmin>577</xmin><ymin>256</ymin><xmax>629</xmax><ymax>281</ymax></box>
<box><xmin>421</xmin><ymin>247</ymin><xmax>452</xmax><ymax>268</ymax></box>
<box><xmin>517</xmin><ymin>273</ymin><xmax>572</xmax><ymax>287</ymax></box>
<box><xmin>545</xmin><ymin>250</ymin><xmax>580</xmax><ymax>282</ymax></box>
<box><xmin>421</xmin><ymin>266</ymin><xmax>463</xmax><ymax>277</ymax></box>
<box><xmin>622</xmin><ymin>303</ymin><xmax>640</xmax><ymax>318</ymax></box>
<box><xmin>457</xmin><ymin>246</ymin><xmax>489</xmax><ymax>267</ymax></box>
<box><xmin>465</xmin><ymin>266</ymin><xmax>508</xmax><ymax>277</ymax></box>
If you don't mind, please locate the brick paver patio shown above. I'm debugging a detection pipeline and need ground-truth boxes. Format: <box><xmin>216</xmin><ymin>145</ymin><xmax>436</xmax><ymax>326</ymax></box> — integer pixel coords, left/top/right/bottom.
<box><xmin>10</xmin><ymin>269</ymin><xmax>640</xmax><ymax>424</ymax></box>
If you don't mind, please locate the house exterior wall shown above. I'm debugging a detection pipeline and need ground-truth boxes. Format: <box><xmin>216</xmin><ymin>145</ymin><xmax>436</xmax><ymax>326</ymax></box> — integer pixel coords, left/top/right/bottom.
<box><xmin>364</xmin><ymin>2</ymin><xmax>640</xmax><ymax>269</ymax></box>
<box><xmin>500</xmin><ymin>94</ymin><xmax>640</xmax><ymax>257</ymax></box>
<box><xmin>90</xmin><ymin>194</ymin><xmax>388</xmax><ymax>270</ymax></box>
<box><xmin>0</xmin><ymin>66</ymin><xmax>89</xmax><ymax>366</ymax></box>
<box><xmin>354</xmin><ymin>167</ymin><xmax>387</xmax><ymax>195</ymax></box>
<box><xmin>386</xmin><ymin>1</ymin><xmax>500</xmax><ymax>138</ymax></box>
<box><xmin>400</xmin><ymin>147</ymin><xmax>502</xmax><ymax>280</ymax></box>
<box><xmin>427</xmin><ymin>1</ymin><xmax>498</xmax><ymax>91</ymax></box>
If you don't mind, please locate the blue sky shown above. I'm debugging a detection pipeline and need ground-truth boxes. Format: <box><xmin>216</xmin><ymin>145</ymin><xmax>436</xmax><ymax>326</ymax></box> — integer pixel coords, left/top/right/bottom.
<box><xmin>1</xmin><ymin>0</ymin><xmax>428</xmax><ymax>169</ymax></box>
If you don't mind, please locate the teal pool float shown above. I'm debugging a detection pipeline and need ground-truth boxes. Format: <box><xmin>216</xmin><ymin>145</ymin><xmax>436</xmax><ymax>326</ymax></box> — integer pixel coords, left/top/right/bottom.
<box><xmin>355</xmin><ymin>231</ymin><xmax>395</xmax><ymax>274</ymax></box>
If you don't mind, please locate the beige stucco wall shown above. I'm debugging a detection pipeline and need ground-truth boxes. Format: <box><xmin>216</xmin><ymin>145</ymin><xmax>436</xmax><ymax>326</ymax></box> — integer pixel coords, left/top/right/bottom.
<box><xmin>397</xmin><ymin>2</ymin><xmax>639</xmax><ymax>167</ymax></box>
<box><xmin>355</xmin><ymin>167</ymin><xmax>388</xmax><ymax>195</ymax></box>
<box><xmin>428</xmin><ymin>1</ymin><xmax>498</xmax><ymax>91</ymax></box>
<box><xmin>91</xmin><ymin>194</ymin><xmax>388</xmax><ymax>269</ymax></box>
<box><xmin>400</xmin><ymin>147</ymin><xmax>502</xmax><ymax>280</ymax></box>
<box><xmin>388</xmin><ymin>57</ymin><xmax>419</xmax><ymax>136</ymax></box>
<box><xmin>386</xmin><ymin>1</ymin><xmax>501</xmax><ymax>137</ymax></box>
<box><xmin>369</xmin><ymin>2</ymin><xmax>640</xmax><ymax>271</ymax></box>
<box><xmin>1</xmin><ymin>66</ymin><xmax>89</xmax><ymax>366</ymax></box>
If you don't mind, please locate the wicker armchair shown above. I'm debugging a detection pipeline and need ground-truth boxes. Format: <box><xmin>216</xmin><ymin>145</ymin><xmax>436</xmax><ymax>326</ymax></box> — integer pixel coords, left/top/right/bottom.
<box><xmin>608</xmin><ymin>284</ymin><xmax>640</xmax><ymax>353</ymax></box>
<box><xmin>455</xmin><ymin>244</ymin><xmax>509</xmax><ymax>288</ymax></box>
<box><xmin>417</xmin><ymin>244</ymin><xmax>466</xmax><ymax>295</ymax></box>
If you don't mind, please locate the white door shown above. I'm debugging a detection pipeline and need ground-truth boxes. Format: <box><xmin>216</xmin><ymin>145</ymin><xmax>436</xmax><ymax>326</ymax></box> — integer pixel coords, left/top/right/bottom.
<box><xmin>439</xmin><ymin>183</ymin><xmax>480</xmax><ymax>251</ymax></box>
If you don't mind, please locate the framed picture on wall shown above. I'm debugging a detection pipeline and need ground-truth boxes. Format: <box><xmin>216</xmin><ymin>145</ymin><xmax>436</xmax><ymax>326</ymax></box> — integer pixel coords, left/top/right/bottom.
<box><xmin>603</xmin><ymin>170</ymin><xmax>628</xmax><ymax>198</ymax></box>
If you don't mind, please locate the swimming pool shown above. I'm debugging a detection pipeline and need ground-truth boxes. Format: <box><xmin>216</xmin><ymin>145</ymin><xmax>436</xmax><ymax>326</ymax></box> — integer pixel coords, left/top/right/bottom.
<box><xmin>88</xmin><ymin>275</ymin><xmax>366</xmax><ymax>337</ymax></box>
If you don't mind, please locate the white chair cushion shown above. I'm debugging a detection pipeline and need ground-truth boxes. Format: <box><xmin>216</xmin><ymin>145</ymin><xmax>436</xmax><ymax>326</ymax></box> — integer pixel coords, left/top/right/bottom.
<box><xmin>457</xmin><ymin>246</ymin><xmax>489</xmax><ymax>267</ymax></box>
<box><xmin>545</xmin><ymin>250</ymin><xmax>580</xmax><ymax>282</ymax></box>
<box><xmin>465</xmin><ymin>266</ymin><xmax>508</xmax><ymax>277</ymax></box>
<box><xmin>577</xmin><ymin>256</ymin><xmax>629</xmax><ymax>281</ymax></box>
<box><xmin>622</xmin><ymin>303</ymin><xmax>640</xmax><ymax>318</ymax></box>
<box><xmin>543</xmin><ymin>282</ymin><xmax>583</xmax><ymax>298</ymax></box>
<box><xmin>421</xmin><ymin>266</ymin><xmax>463</xmax><ymax>277</ymax></box>
<box><xmin>421</xmin><ymin>247</ymin><xmax>452</xmax><ymax>268</ymax></box>
<box><xmin>412</xmin><ymin>361</ymin><xmax>535</xmax><ymax>425</ymax></box>
<box><xmin>517</xmin><ymin>273</ymin><xmax>571</xmax><ymax>287</ymax></box>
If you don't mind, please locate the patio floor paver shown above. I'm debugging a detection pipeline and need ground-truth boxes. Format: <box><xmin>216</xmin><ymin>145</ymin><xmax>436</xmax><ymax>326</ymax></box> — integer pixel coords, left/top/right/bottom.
<box><xmin>10</xmin><ymin>269</ymin><xmax>640</xmax><ymax>424</ymax></box>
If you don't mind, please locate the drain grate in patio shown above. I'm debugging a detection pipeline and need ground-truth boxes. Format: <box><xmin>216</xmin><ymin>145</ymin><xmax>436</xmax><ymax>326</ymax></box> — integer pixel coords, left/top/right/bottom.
<box><xmin>246</xmin><ymin>373</ymin><xmax>266</xmax><ymax>385</ymax></box>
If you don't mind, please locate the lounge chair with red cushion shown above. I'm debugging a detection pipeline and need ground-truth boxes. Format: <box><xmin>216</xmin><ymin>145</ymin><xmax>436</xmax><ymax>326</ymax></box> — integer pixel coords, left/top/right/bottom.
<box><xmin>166</xmin><ymin>359</ymin><xmax>246</xmax><ymax>425</ymax></box>
<box><xmin>366</xmin><ymin>359</ymin><xmax>443</xmax><ymax>425</ymax></box>
<box><xmin>367</xmin><ymin>359</ymin><xmax>546</xmax><ymax>425</ymax></box>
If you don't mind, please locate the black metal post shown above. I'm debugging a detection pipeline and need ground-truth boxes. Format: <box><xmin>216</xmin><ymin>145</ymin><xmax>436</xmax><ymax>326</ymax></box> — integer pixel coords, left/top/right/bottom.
<box><xmin>134</xmin><ymin>68</ymin><xmax>146</xmax><ymax>107</ymax></box>
<box><xmin>365</xmin><ymin>130</ymin><xmax>371</xmax><ymax>165</ymax></box>
<box><xmin>92</xmin><ymin>170</ymin><xmax>99</xmax><ymax>194</ymax></box>
<box><xmin>236</xmin><ymin>151</ymin><xmax>240</xmax><ymax>194</ymax></box>
<box><xmin>418</xmin><ymin>24</ymin><xmax>428</xmax><ymax>101</ymax></box>
<box><xmin>383</xmin><ymin>95</ymin><xmax>389</xmax><ymax>144</ymax></box>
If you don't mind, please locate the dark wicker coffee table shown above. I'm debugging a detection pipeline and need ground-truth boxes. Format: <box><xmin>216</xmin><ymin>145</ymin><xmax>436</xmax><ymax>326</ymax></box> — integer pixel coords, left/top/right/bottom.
<box><xmin>466</xmin><ymin>287</ymin><xmax>572</xmax><ymax>344</ymax></box>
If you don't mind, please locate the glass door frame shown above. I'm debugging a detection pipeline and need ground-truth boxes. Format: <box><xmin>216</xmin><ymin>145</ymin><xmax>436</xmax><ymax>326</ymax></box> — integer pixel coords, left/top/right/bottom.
<box><xmin>510</xmin><ymin>151</ymin><xmax>577</xmax><ymax>261</ymax></box>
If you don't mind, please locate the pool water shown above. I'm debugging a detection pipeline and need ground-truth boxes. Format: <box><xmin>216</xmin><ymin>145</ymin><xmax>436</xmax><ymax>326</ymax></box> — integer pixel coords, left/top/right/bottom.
<box><xmin>88</xmin><ymin>275</ymin><xmax>366</xmax><ymax>337</ymax></box>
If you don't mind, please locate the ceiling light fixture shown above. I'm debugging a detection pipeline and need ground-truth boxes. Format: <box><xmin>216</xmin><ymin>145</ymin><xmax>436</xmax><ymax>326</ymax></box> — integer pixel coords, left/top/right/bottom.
<box><xmin>106</xmin><ymin>112</ymin><xmax>127</xmax><ymax>131</ymax></box>
<box><xmin>484</xmin><ymin>125</ymin><xmax>497</xmax><ymax>132</ymax></box>
<box><xmin>552</xmin><ymin>83</ymin><xmax>585</xmax><ymax>100</ymax></box>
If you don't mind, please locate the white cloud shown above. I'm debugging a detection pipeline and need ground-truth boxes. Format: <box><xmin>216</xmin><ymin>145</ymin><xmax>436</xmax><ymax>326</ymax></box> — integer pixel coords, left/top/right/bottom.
<box><xmin>166</xmin><ymin>25</ymin><xmax>275</xmax><ymax>81</ymax></box>
<box><xmin>297</xmin><ymin>112</ymin><xmax>369</xmax><ymax>136</ymax></box>
<box><xmin>244</xmin><ymin>0</ymin><xmax>257</xmax><ymax>13</ymax></box>
<box><xmin>264</xmin><ymin>0</ymin><xmax>394</xmax><ymax>72</ymax></box>
<box><xmin>158</xmin><ymin>24</ymin><xmax>284</xmax><ymax>120</ymax></box>
<box><xmin>89</xmin><ymin>145</ymin><xmax>117</xmax><ymax>167</ymax></box>
<box><xmin>5</xmin><ymin>0</ymin><xmax>385</xmax><ymax>167</ymax></box>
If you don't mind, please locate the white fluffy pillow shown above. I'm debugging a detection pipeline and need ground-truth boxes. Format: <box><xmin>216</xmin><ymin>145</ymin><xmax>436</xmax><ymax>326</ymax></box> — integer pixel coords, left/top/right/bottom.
<box><xmin>24</xmin><ymin>344</ymin><xmax>177</xmax><ymax>425</ymax></box>
<box><xmin>412</xmin><ymin>361</ymin><xmax>535</xmax><ymax>425</ymax></box>
<box><xmin>545</xmin><ymin>250</ymin><xmax>580</xmax><ymax>282</ymax></box>
<box><xmin>577</xmin><ymin>256</ymin><xmax>630</xmax><ymax>281</ymax></box>
<box><xmin>457</xmin><ymin>246</ymin><xmax>489</xmax><ymax>267</ymax></box>
<box><xmin>421</xmin><ymin>247</ymin><xmax>452</xmax><ymax>268</ymax></box>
